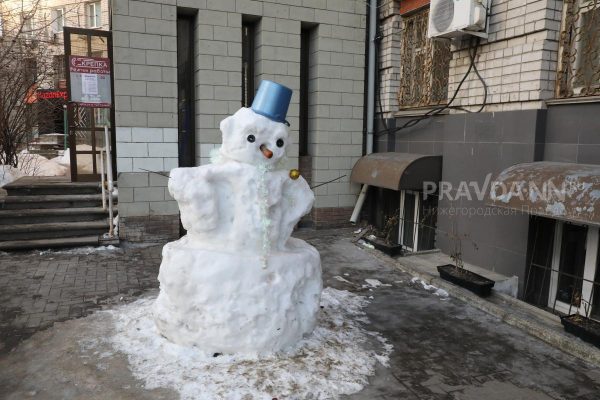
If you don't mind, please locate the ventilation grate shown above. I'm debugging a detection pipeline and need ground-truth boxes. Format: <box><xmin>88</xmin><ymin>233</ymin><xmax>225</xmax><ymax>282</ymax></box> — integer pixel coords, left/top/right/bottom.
<box><xmin>431</xmin><ymin>0</ymin><xmax>455</xmax><ymax>33</ymax></box>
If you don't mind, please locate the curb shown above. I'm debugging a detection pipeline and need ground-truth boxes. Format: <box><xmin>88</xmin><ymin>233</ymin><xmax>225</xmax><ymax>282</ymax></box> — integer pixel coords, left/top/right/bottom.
<box><xmin>359</xmin><ymin>242</ymin><xmax>600</xmax><ymax>367</ymax></box>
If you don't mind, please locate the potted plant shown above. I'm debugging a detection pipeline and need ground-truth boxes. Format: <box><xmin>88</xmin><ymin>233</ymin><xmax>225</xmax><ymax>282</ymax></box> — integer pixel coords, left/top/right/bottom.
<box><xmin>437</xmin><ymin>221</ymin><xmax>495</xmax><ymax>297</ymax></box>
<box><xmin>362</xmin><ymin>211</ymin><xmax>404</xmax><ymax>257</ymax></box>
<box><xmin>561</xmin><ymin>300</ymin><xmax>600</xmax><ymax>348</ymax></box>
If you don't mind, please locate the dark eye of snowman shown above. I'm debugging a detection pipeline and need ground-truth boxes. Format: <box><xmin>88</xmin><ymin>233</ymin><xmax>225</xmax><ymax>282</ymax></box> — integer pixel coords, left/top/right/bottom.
<box><xmin>276</xmin><ymin>139</ymin><xmax>284</xmax><ymax>148</ymax></box>
<box><xmin>247</xmin><ymin>134</ymin><xmax>255</xmax><ymax>143</ymax></box>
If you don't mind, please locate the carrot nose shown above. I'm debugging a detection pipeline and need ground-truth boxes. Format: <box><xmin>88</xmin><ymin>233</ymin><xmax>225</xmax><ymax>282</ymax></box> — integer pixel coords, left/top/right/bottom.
<box><xmin>260</xmin><ymin>144</ymin><xmax>273</xmax><ymax>159</ymax></box>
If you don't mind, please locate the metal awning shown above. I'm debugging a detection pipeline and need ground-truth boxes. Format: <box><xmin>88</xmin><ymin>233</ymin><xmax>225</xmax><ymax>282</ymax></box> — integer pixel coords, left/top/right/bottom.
<box><xmin>488</xmin><ymin>162</ymin><xmax>600</xmax><ymax>226</ymax></box>
<box><xmin>350</xmin><ymin>152</ymin><xmax>443</xmax><ymax>191</ymax></box>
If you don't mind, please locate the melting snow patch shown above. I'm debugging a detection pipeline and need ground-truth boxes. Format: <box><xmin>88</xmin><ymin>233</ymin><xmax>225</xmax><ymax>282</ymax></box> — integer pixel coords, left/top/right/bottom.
<box><xmin>38</xmin><ymin>245</ymin><xmax>119</xmax><ymax>256</ymax></box>
<box><xmin>411</xmin><ymin>277</ymin><xmax>449</xmax><ymax>299</ymax></box>
<box><xmin>364</xmin><ymin>279</ymin><xmax>392</xmax><ymax>288</ymax></box>
<box><xmin>365</xmin><ymin>278</ymin><xmax>383</xmax><ymax>288</ymax></box>
<box><xmin>357</xmin><ymin>239</ymin><xmax>375</xmax><ymax>250</ymax></box>
<box><xmin>104</xmin><ymin>287</ymin><xmax>392</xmax><ymax>400</ymax></box>
<box><xmin>333</xmin><ymin>275</ymin><xmax>354</xmax><ymax>285</ymax></box>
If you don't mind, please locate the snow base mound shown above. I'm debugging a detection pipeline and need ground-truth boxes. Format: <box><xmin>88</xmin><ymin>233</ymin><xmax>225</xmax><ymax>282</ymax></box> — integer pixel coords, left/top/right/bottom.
<box><xmin>153</xmin><ymin>236</ymin><xmax>322</xmax><ymax>354</ymax></box>
<box><xmin>109</xmin><ymin>287</ymin><xmax>392</xmax><ymax>400</ymax></box>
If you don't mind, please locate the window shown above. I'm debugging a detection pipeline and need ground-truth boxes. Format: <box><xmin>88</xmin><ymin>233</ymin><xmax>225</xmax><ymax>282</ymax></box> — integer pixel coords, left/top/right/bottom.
<box><xmin>52</xmin><ymin>8</ymin><xmax>64</xmax><ymax>34</ymax></box>
<box><xmin>53</xmin><ymin>55</ymin><xmax>66</xmax><ymax>88</ymax></box>
<box><xmin>87</xmin><ymin>2</ymin><xmax>101</xmax><ymax>28</ymax></box>
<box><xmin>22</xmin><ymin>15</ymin><xmax>34</xmax><ymax>39</ymax></box>
<box><xmin>556</xmin><ymin>0</ymin><xmax>600</xmax><ymax>98</ymax></box>
<box><xmin>525</xmin><ymin>217</ymin><xmax>600</xmax><ymax>319</ymax></box>
<box><xmin>398</xmin><ymin>190</ymin><xmax>438</xmax><ymax>252</ymax></box>
<box><xmin>398</xmin><ymin>8</ymin><xmax>451</xmax><ymax>109</ymax></box>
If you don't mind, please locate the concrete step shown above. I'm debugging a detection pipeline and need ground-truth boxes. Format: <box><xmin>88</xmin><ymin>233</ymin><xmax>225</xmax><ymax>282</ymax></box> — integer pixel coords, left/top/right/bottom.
<box><xmin>3</xmin><ymin>180</ymin><xmax>101</xmax><ymax>196</ymax></box>
<box><xmin>0</xmin><ymin>220</ymin><xmax>109</xmax><ymax>241</ymax></box>
<box><xmin>0</xmin><ymin>194</ymin><xmax>116</xmax><ymax>210</ymax></box>
<box><xmin>0</xmin><ymin>235</ymin><xmax>104</xmax><ymax>251</ymax></box>
<box><xmin>0</xmin><ymin>206</ymin><xmax>117</xmax><ymax>225</ymax></box>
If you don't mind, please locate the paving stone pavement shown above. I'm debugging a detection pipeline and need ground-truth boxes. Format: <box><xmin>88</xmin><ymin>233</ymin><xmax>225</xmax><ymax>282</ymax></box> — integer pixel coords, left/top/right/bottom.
<box><xmin>0</xmin><ymin>230</ymin><xmax>600</xmax><ymax>400</ymax></box>
<box><xmin>0</xmin><ymin>244</ymin><xmax>162</xmax><ymax>353</ymax></box>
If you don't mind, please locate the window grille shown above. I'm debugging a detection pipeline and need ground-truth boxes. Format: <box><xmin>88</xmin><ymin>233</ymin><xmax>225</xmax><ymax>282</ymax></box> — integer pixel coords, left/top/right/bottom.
<box><xmin>556</xmin><ymin>0</ymin><xmax>600</xmax><ymax>98</ymax></box>
<box><xmin>397</xmin><ymin>9</ymin><xmax>451</xmax><ymax>109</ymax></box>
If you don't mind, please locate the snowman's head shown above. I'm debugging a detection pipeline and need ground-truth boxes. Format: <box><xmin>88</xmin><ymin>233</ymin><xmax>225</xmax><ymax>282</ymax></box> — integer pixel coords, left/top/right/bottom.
<box><xmin>219</xmin><ymin>107</ymin><xmax>289</xmax><ymax>167</ymax></box>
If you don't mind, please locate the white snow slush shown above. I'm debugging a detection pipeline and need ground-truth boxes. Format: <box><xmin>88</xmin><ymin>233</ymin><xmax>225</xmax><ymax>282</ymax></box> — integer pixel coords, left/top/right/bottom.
<box><xmin>153</xmin><ymin>107</ymin><xmax>322</xmax><ymax>354</ymax></box>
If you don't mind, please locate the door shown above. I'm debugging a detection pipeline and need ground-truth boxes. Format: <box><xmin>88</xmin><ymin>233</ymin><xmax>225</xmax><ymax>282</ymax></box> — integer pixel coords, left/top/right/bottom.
<box><xmin>399</xmin><ymin>191</ymin><xmax>419</xmax><ymax>252</ymax></box>
<box><xmin>64</xmin><ymin>27</ymin><xmax>116</xmax><ymax>181</ymax></box>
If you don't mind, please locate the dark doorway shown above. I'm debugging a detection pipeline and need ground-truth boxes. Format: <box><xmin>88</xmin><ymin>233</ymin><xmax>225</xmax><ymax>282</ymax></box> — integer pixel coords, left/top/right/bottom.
<box><xmin>177</xmin><ymin>12</ymin><xmax>196</xmax><ymax>168</ymax></box>
<box><xmin>299</xmin><ymin>26</ymin><xmax>311</xmax><ymax>157</ymax></box>
<box><xmin>524</xmin><ymin>216</ymin><xmax>555</xmax><ymax>307</ymax></box>
<box><xmin>242</xmin><ymin>17</ymin><xmax>258</xmax><ymax>107</ymax></box>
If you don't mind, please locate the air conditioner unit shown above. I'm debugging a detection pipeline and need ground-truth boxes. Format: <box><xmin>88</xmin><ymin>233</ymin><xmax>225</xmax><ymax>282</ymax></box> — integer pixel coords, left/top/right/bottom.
<box><xmin>428</xmin><ymin>0</ymin><xmax>490</xmax><ymax>39</ymax></box>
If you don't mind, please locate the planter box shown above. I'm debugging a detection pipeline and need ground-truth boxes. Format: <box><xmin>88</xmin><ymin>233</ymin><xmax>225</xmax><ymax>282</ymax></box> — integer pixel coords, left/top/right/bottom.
<box><xmin>437</xmin><ymin>264</ymin><xmax>495</xmax><ymax>297</ymax></box>
<box><xmin>561</xmin><ymin>314</ymin><xmax>600</xmax><ymax>348</ymax></box>
<box><xmin>363</xmin><ymin>236</ymin><xmax>404</xmax><ymax>257</ymax></box>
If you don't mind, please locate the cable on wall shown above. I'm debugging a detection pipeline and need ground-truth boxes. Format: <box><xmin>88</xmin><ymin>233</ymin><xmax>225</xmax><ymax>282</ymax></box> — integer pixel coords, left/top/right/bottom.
<box><xmin>375</xmin><ymin>34</ymin><xmax>490</xmax><ymax>138</ymax></box>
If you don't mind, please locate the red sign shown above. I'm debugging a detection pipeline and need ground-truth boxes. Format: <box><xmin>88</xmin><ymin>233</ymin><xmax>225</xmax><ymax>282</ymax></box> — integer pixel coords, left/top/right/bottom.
<box><xmin>37</xmin><ymin>90</ymin><xmax>68</xmax><ymax>101</ymax></box>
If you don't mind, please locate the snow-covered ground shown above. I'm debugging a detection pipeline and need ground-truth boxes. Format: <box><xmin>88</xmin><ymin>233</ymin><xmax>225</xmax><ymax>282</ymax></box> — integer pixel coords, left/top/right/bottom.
<box><xmin>85</xmin><ymin>287</ymin><xmax>393</xmax><ymax>400</ymax></box>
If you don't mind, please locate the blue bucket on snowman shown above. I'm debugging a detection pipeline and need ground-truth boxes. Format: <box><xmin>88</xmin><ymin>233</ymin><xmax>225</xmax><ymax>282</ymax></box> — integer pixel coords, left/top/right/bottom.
<box><xmin>251</xmin><ymin>80</ymin><xmax>292</xmax><ymax>126</ymax></box>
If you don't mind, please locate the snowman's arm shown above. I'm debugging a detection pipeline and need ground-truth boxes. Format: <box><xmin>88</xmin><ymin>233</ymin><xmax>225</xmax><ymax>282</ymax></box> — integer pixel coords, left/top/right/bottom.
<box><xmin>278</xmin><ymin>176</ymin><xmax>314</xmax><ymax>246</ymax></box>
<box><xmin>169</xmin><ymin>167</ymin><xmax>219</xmax><ymax>232</ymax></box>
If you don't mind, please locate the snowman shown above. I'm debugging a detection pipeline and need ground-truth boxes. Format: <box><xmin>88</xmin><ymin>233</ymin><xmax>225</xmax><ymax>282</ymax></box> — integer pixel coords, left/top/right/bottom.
<box><xmin>153</xmin><ymin>81</ymin><xmax>323</xmax><ymax>355</ymax></box>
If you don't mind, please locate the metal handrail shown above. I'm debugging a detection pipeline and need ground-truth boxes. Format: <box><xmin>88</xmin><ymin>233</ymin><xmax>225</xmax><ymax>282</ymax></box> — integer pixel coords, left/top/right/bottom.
<box><xmin>102</xmin><ymin>125</ymin><xmax>114</xmax><ymax>238</ymax></box>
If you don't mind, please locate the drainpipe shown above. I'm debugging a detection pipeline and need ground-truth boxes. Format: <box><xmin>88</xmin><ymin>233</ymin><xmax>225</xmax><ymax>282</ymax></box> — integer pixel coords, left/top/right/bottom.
<box><xmin>350</xmin><ymin>0</ymin><xmax>377</xmax><ymax>224</ymax></box>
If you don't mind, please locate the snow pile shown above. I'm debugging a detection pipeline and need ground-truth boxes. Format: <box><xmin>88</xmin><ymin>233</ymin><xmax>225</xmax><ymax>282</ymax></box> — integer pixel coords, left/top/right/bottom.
<box><xmin>18</xmin><ymin>151</ymin><xmax>68</xmax><ymax>176</ymax></box>
<box><xmin>52</xmin><ymin>148</ymin><xmax>71</xmax><ymax>166</ymax></box>
<box><xmin>0</xmin><ymin>151</ymin><xmax>68</xmax><ymax>187</ymax></box>
<box><xmin>358</xmin><ymin>239</ymin><xmax>375</xmax><ymax>249</ymax></box>
<box><xmin>0</xmin><ymin>165</ymin><xmax>24</xmax><ymax>187</ymax></box>
<box><xmin>109</xmin><ymin>288</ymin><xmax>392</xmax><ymax>400</ymax></box>
<box><xmin>411</xmin><ymin>277</ymin><xmax>449</xmax><ymax>298</ymax></box>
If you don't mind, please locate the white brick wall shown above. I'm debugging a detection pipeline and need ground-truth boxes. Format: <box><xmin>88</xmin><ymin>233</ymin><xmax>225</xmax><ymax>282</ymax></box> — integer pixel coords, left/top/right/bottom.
<box><xmin>378</xmin><ymin>0</ymin><xmax>564</xmax><ymax>115</ymax></box>
<box><xmin>449</xmin><ymin>0</ymin><xmax>563</xmax><ymax>112</ymax></box>
<box><xmin>113</xmin><ymin>0</ymin><xmax>366</xmax><ymax>217</ymax></box>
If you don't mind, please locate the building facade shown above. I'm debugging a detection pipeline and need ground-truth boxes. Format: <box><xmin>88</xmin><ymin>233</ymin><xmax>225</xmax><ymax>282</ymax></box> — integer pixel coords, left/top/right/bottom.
<box><xmin>367</xmin><ymin>0</ymin><xmax>600</xmax><ymax>315</ymax></box>
<box><xmin>110</xmin><ymin>0</ymin><xmax>367</xmax><ymax>241</ymax></box>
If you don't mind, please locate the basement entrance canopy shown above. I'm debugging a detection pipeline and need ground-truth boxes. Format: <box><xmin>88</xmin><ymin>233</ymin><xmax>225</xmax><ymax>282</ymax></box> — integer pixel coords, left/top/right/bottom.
<box><xmin>350</xmin><ymin>152</ymin><xmax>443</xmax><ymax>190</ymax></box>
<box><xmin>487</xmin><ymin>162</ymin><xmax>600</xmax><ymax>226</ymax></box>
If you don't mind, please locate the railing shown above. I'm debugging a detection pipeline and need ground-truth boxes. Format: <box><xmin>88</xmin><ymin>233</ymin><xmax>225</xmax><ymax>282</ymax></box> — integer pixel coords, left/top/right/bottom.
<box><xmin>397</xmin><ymin>9</ymin><xmax>452</xmax><ymax>109</ymax></box>
<box><xmin>556</xmin><ymin>0</ymin><xmax>600</xmax><ymax>98</ymax></box>
<box><xmin>100</xmin><ymin>125</ymin><xmax>115</xmax><ymax>238</ymax></box>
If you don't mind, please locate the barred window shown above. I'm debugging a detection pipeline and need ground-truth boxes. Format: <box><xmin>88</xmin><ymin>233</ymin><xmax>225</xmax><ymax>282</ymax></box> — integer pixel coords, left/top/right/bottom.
<box><xmin>398</xmin><ymin>8</ymin><xmax>451</xmax><ymax>109</ymax></box>
<box><xmin>556</xmin><ymin>0</ymin><xmax>600</xmax><ymax>98</ymax></box>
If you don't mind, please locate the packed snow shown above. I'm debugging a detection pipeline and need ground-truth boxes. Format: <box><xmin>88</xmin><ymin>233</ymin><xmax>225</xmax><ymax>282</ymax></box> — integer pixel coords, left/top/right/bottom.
<box><xmin>154</xmin><ymin>107</ymin><xmax>323</xmax><ymax>354</ymax></box>
<box><xmin>104</xmin><ymin>287</ymin><xmax>392</xmax><ymax>400</ymax></box>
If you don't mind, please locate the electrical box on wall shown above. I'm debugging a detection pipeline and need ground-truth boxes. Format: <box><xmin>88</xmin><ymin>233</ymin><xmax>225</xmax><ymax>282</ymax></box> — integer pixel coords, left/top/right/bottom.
<box><xmin>428</xmin><ymin>0</ymin><xmax>490</xmax><ymax>39</ymax></box>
